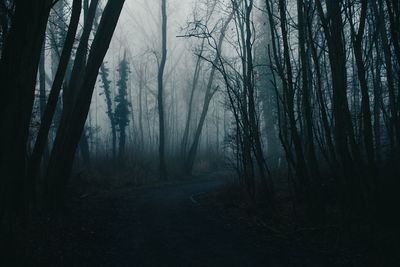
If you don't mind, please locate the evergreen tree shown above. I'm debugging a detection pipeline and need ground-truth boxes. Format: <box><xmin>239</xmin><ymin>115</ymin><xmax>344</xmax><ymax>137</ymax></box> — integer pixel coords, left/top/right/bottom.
<box><xmin>100</xmin><ymin>63</ymin><xmax>117</xmax><ymax>161</ymax></box>
<box><xmin>114</xmin><ymin>53</ymin><xmax>131</xmax><ymax>163</ymax></box>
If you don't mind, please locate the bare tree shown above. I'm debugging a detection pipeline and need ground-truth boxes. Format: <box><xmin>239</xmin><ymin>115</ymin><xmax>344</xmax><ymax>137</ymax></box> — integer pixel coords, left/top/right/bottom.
<box><xmin>27</xmin><ymin>0</ymin><xmax>82</xmax><ymax>205</ymax></box>
<box><xmin>158</xmin><ymin>0</ymin><xmax>168</xmax><ymax>180</ymax></box>
<box><xmin>45</xmin><ymin>0</ymin><xmax>126</xmax><ymax>210</ymax></box>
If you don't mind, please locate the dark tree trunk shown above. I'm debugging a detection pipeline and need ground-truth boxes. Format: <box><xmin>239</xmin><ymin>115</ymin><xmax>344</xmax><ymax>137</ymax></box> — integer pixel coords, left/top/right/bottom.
<box><xmin>39</xmin><ymin>42</ymin><xmax>50</xmax><ymax>165</ymax></box>
<box><xmin>158</xmin><ymin>0</ymin><xmax>168</xmax><ymax>180</ymax></box>
<box><xmin>307</xmin><ymin>21</ymin><xmax>336</xmax><ymax>165</ymax></box>
<box><xmin>316</xmin><ymin>0</ymin><xmax>364</xmax><ymax>224</ymax></box>
<box><xmin>279</xmin><ymin>0</ymin><xmax>308</xmax><ymax>185</ymax></box>
<box><xmin>39</xmin><ymin>42</ymin><xmax>47</xmax><ymax>119</ymax></box>
<box><xmin>298</xmin><ymin>0</ymin><xmax>325</xmax><ymax>223</ymax></box>
<box><xmin>79</xmin><ymin>129</ymin><xmax>91</xmax><ymax>166</ymax></box>
<box><xmin>27</xmin><ymin>0</ymin><xmax>82</xmax><ymax>203</ymax></box>
<box><xmin>372</xmin><ymin>40</ymin><xmax>383</xmax><ymax>161</ymax></box>
<box><xmin>316</xmin><ymin>0</ymin><xmax>360</xmax><ymax>170</ymax></box>
<box><xmin>348</xmin><ymin>0</ymin><xmax>375</xmax><ymax>167</ymax></box>
<box><xmin>0</xmin><ymin>0</ymin><xmax>52</xmax><ymax>222</ymax></box>
<box><xmin>119</xmin><ymin>127</ymin><xmax>126</xmax><ymax>162</ymax></box>
<box><xmin>245</xmin><ymin>0</ymin><xmax>273</xmax><ymax>197</ymax></box>
<box><xmin>372</xmin><ymin>0</ymin><xmax>399</xmax><ymax>155</ymax></box>
<box><xmin>45</xmin><ymin>0</ymin><xmax>126</xmax><ymax>211</ymax></box>
<box><xmin>298</xmin><ymin>0</ymin><xmax>319</xmax><ymax>178</ymax></box>
<box><xmin>62</xmin><ymin>0</ymin><xmax>99</xmax><ymax>118</ymax></box>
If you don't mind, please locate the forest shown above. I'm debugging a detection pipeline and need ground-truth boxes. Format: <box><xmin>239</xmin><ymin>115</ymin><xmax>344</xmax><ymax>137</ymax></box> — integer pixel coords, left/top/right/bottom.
<box><xmin>0</xmin><ymin>0</ymin><xmax>399</xmax><ymax>266</ymax></box>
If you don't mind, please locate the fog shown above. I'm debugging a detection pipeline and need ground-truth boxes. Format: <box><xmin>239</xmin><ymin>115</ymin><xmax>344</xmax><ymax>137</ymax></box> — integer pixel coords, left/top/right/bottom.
<box><xmin>1</xmin><ymin>0</ymin><xmax>399</xmax><ymax>265</ymax></box>
<box><xmin>83</xmin><ymin>0</ymin><xmax>234</xmax><ymax>166</ymax></box>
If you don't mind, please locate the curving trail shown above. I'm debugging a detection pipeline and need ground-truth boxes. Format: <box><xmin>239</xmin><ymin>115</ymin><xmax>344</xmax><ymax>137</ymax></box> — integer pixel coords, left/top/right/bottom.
<box><xmin>27</xmin><ymin>173</ymin><xmax>327</xmax><ymax>266</ymax></box>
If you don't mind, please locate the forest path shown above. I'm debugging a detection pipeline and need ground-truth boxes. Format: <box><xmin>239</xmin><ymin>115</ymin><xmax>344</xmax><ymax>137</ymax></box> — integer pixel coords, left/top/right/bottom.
<box><xmin>28</xmin><ymin>172</ymin><xmax>325</xmax><ymax>267</ymax></box>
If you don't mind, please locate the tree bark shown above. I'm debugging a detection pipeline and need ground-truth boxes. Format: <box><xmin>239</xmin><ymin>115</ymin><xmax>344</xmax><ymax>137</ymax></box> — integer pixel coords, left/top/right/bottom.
<box><xmin>279</xmin><ymin>0</ymin><xmax>308</xmax><ymax>185</ymax></box>
<box><xmin>158</xmin><ymin>0</ymin><xmax>168</xmax><ymax>180</ymax></box>
<box><xmin>316</xmin><ymin>0</ymin><xmax>358</xmax><ymax>169</ymax></box>
<box><xmin>45</xmin><ymin>0</ymin><xmax>126</xmax><ymax>211</ymax></box>
<box><xmin>0</xmin><ymin>0</ymin><xmax>52</xmax><ymax>222</ymax></box>
<box><xmin>348</xmin><ymin>0</ymin><xmax>375</xmax><ymax>167</ymax></box>
<box><xmin>27</xmin><ymin>0</ymin><xmax>82</xmax><ymax>203</ymax></box>
<box><xmin>39</xmin><ymin>42</ymin><xmax>50</xmax><ymax>165</ymax></box>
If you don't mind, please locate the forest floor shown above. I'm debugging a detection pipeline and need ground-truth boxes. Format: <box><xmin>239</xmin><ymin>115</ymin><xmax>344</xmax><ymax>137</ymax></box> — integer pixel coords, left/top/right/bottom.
<box><xmin>5</xmin><ymin>171</ymin><xmax>380</xmax><ymax>266</ymax></box>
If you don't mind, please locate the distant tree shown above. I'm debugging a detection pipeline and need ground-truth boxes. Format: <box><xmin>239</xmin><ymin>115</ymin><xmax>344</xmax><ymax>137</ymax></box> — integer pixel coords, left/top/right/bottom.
<box><xmin>180</xmin><ymin>41</ymin><xmax>204</xmax><ymax>160</ymax></box>
<box><xmin>115</xmin><ymin>53</ymin><xmax>131</xmax><ymax>163</ymax></box>
<box><xmin>184</xmin><ymin>10</ymin><xmax>232</xmax><ymax>176</ymax></box>
<box><xmin>157</xmin><ymin>0</ymin><xmax>168</xmax><ymax>180</ymax></box>
<box><xmin>100</xmin><ymin>63</ymin><xmax>117</xmax><ymax>161</ymax></box>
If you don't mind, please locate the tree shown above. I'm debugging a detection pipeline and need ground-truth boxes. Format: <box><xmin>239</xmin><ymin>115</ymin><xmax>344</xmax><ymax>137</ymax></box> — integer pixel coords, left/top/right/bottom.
<box><xmin>157</xmin><ymin>0</ymin><xmax>168</xmax><ymax>180</ymax></box>
<box><xmin>27</xmin><ymin>0</ymin><xmax>82</xmax><ymax>205</ymax></box>
<box><xmin>181</xmin><ymin>41</ymin><xmax>205</xmax><ymax>159</ymax></box>
<box><xmin>183</xmin><ymin>1</ymin><xmax>233</xmax><ymax>176</ymax></box>
<box><xmin>254</xmin><ymin>1</ymin><xmax>280</xmax><ymax>163</ymax></box>
<box><xmin>347</xmin><ymin>0</ymin><xmax>375</xmax><ymax>169</ymax></box>
<box><xmin>115</xmin><ymin>53</ymin><xmax>131</xmax><ymax>163</ymax></box>
<box><xmin>0</xmin><ymin>0</ymin><xmax>53</xmax><ymax>224</ymax></box>
<box><xmin>100</xmin><ymin>63</ymin><xmax>117</xmax><ymax>161</ymax></box>
<box><xmin>45</xmin><ymin>0</ymin><xmax>126</xmax><ymax>210</ymax></box>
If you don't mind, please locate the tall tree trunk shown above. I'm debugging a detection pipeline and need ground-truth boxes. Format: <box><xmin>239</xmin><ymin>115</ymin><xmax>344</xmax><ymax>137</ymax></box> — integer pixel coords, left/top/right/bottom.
<box><xmin>298</xmin><ymin>0</ymin><xmax>325</xmax><ymax>223</ymax></box>
<box><xmin>99</xmin><ymin>64</ymin><xmax>117</xmax><ymax>161</ymax></box>
<box><xmin>138</xmin><ymin>66</ymin><xmax>145</xmax><ymax>152</ymax></box>
<box><xmin>372</xmin><ymin>0</ymin><xmax>399</xmax><ymax>155</ymax></box>
<box><xmin>0</xmin><ymin>0</ymin><xmax>52</xmax><ymax>223</ymax></box>
<box><xmin>181</xmin><ymin>42</ymin><xmax>204</xmax><ymax>158</ymax></box>
<box><xmin>119</xmin><ymin>127</ymin><xmax>126</xmax><ymax>162</ymax></box>
<box><xmin>372</xmin><ymin>40</ymin><xmax>383</xmax><ymax>161</ymax></box>
<box><xmin>45</xmin><ymin>0</ymin><xmax>126</xmax><ymax>211</ymax></box>
<box><xmin>245</xmin><ymin>0</ymin><xmax>273</xmax><ymax>197</ymax></box>
<box><xmin>39</xmin><ymin>42</ymin><xmax>49</xmax><ymax>165</ymax></box>
<box><xmin>63</xmin><ymin>0</ymin><xmax>99</xmax><ymax>117</ymax></box>
<box><xmin>348</xmin><ymin>0</ymin><xmax>375</xmax><ymax>167</ymax></box>
<box><xmin>298</xmin><ymin>0</ymin><xmax>319</xmax><ymax>178</ymax></box>
<box><xmin>27</xmin><ymin>0</ymin><xmax>82</xmax><ymax>204</ymax></box>
<box><xmin>185</xmin><ymin>88</ymin><xmax>216</xmax><ymax>174</ymax></box>
<box><xmin>256</xmin><ymin>4</ymin><xmax>279</xmax><ymax>163</ymax></box>
<box><xmin>185</xmin><ymin>10</ymin><xmax>234</xmax><ymax>175</ymax></box>
<box><xmin>279</xmin><ymin>0</ymin><xmax>308</xmax><ymax>186</ymax></box>
<box><xmin>307</xmin><ymin>21</ymin><xmax>336</xmax><ymax>165</ymax></box>
<box><xmin>46</xmin><ymin>0</ymin><xmax>99</xmax><ymax>192</ymax></box>
<box><xmin>158</xmin><ymin>0</ymin><xmax>168</xmax><ymax>180</ymax></box>
<box><xmin>79</xmin><ymin>129</ymin><xmax>91</xmax><ymax>166</ymax></box>
<box><xmin>316</xmin><ymin>0</ymin><xmax>358</xmax><ymax>169</ymax></box>
<box><xmin>316</xmin><ymin>0</ymin><xmax>364</xmax><ymax>224</ymax></box>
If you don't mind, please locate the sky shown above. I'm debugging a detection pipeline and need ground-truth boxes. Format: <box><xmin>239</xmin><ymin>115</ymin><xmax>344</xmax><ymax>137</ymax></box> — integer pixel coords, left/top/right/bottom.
<box><xmin>110</xmin><ymin>0</ymin><xmax>195</xmax><ymax>61</ymax></box>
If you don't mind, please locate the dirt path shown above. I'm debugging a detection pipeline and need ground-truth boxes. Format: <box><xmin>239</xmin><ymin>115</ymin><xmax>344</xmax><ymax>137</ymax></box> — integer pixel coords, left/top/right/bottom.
<box><xmin>23</xmin><ymin>173</ymin><xmax>329</xmax><ymax>267</ymax></box>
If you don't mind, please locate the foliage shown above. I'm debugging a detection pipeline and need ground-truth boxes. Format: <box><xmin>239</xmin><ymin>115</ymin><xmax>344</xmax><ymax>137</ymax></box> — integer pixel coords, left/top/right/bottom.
<box><xmin>114</xmin><ymin>54</ymin><xmax>131</xmax><ymax>132</ymax></box>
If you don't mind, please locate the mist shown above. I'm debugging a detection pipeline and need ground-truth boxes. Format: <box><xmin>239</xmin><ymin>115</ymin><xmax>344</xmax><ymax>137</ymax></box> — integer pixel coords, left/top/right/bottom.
<box><xmin>1</xmin><ymin>0</ymin><xmax>399</xmax><ymax>266</ymax></box>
